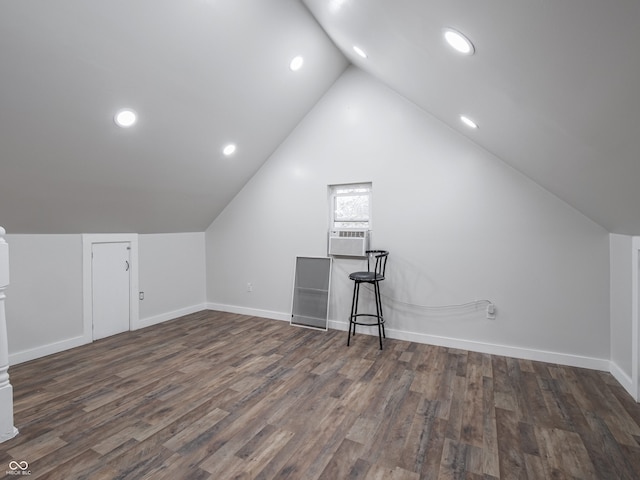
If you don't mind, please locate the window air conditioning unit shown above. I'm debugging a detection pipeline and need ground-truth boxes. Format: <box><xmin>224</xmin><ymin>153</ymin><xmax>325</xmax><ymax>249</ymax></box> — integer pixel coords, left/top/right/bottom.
<box><xmin>327</xmin><ymin>229</ymin><xmax>370</xmax><ymax>257</ymax></box>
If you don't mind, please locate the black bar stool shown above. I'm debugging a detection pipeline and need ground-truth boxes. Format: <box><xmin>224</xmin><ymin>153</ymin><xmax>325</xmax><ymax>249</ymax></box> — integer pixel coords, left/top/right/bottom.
<box><xmin>347</xmin><ymin>250</ymin><xmax>389</xmax><ymax>349</ymax></box>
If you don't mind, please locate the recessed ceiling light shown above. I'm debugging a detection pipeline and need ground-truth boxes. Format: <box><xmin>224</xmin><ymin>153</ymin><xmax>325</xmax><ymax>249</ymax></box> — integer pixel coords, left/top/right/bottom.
<box><xmin>222</xmin><ymin>144</ymin><xmax>237</xmax><ymax>156</ymax></box>
<box><xmin>443</xmin><ymin>28</ymin><xmax>475</xmax><ymax>55</ymax></box>
<box><xmin>289</xmin><ymin>55</ymin><xmax>304</xmax><ymax>71</ymax></box>
<box><xmin>329</xmin><ymin>0</ymin><xmax>347</xmax><ymax>13</ymax></box>
<box><xmin>114</xmin><ymin>109</ymin><xmax>137</xmax><ymax>128</ymax></box>
<box><xmin>460</xmin><ymin>115</ymin><xmax>478</xmax><ymax>129</ymax></box>
<box><xmin>353</xmin><ymin>45</ymin><xmax>368</xmax><ymax>59</ymax></box>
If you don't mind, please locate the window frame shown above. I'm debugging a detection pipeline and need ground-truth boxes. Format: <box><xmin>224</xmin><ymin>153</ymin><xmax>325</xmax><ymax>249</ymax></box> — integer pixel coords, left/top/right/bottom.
<box><xmin>328</xmin><ymin>182</ymin><xmax>372</xmax><ymax>231</ymax></box>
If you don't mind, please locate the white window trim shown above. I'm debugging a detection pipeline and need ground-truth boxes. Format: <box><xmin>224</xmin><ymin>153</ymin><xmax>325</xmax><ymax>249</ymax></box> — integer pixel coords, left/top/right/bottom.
<box><xmin>329</xmin><ymin>182</ymin><xmax>373</xmax><ymax>231</ymax></box>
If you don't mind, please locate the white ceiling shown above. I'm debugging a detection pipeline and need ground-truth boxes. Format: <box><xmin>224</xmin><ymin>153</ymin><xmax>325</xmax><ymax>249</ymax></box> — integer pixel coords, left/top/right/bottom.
<box><xmin>0</xmin><ymin>0</ymin><xmax>347</xmax><ymax>233</ymax></box>
<box><xmin>2</xmin><ymin>0</ymin><xmax>640</xmax><ymax>234</ymax></box>
<box><xmin>303</xmin><ymin>0</ymin><xmax>640</xmax><ymax>234</ymax></box>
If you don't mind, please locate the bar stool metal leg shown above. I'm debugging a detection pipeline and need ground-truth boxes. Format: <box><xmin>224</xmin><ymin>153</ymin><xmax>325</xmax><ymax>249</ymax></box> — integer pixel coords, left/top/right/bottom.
<box><xmin>347</xmin><ymin>281</ymin><xmax>359</xmax><ymax>346</ymax></box>
<box><xmin>374</xmin><ymin>282</ymin><xmax>383</xmax><ymax>349</ymax></box>
<box><xmin>375</xmin><ymin>281</ymin><xmax>385</xmax><ymax>340</ymax></box>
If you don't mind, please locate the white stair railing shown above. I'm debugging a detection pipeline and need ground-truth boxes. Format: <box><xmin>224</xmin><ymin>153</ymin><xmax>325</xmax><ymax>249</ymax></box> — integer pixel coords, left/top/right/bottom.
<box><xmin>0</xmin><ymin>227</ymin><xmax>18</xmax><ymax>442</ymax></box>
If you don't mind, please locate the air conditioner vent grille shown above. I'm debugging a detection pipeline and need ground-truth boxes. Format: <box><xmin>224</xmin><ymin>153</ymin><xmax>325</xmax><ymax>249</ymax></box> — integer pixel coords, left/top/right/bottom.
<box><xmin>337</xmin><ymin>230</ymin><xmax>365</xmax><ymax>238</ymax></box>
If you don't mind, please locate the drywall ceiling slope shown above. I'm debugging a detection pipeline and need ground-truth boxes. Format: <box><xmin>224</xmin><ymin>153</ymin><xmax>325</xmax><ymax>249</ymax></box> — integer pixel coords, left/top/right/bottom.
<box><xmin>0</xmin><ymin>0</ymin><xmax>348</xmax><ymax>234</ymax></box>
<box><xmin>303</xmin><ymin>0</ymin><xmax>640</xmax><ymax>234</ymax></box>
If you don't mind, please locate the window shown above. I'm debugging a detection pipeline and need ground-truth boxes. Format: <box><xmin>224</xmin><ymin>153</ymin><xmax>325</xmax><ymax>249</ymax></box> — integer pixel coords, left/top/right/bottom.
<box><xmin>329</xmin><ymin>182</ymin><xmax>372</xmax><ymax>230</ymax></box>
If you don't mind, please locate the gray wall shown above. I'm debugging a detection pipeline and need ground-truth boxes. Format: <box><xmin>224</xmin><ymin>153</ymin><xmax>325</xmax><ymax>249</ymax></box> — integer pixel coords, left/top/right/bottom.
<box><xmin>5</xmin><ymin>232</ymin><xmax>206</xmax><ymax>363</ymax></box>
<box><xmin>138</xmin><ymin>233</ymin><xmax>206</xmax><ymax>326</ymax></box>
<box><xmin>206</xmin><ymin>67</ymin><xmax>610</xmax><ymax>366</ymax></box>
<box><xmin>609</xmin><ymin>233</ymin><xmax>634</xmax><ymax>390</ymax></box>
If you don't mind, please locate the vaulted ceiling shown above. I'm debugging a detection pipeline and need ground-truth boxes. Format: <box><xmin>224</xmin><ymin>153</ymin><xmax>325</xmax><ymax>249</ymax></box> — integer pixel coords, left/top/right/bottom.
<box><xmin>0</xmin><ymin>0</ymin><xmax>348</xmax><ymax>233</ymax></box>
<box><xmin>2</xmin><ymin>0</ymin><xmax>640</xmax><ymax>234</ymax></box>
<box><xmin>303</xmin><ymin>0</ymin><xmax>640</xmax><ymax>234</ymax></box>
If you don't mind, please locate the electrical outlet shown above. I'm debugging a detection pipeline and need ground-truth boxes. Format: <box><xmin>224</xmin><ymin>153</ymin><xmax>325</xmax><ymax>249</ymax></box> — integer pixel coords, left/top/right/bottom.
<box><xmin>139</xmin><ymin>292</ymin><xmax>144</xmax><ymax>301</ymax></box>
<box><xmin>486</xmin><ymin>303</ymin><xmax>495</xmax><ymax>319</ymax></box>
<box><xmin>247</xmin><ymin>282</ymin><xmax>253</xmax><ymax>293</ymax></box>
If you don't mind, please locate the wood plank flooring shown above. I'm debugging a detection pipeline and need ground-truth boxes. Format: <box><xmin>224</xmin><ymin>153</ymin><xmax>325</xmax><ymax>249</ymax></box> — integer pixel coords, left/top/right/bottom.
<box><xmin>1</xmin><ymin>310</ymin><xmax>639</xmax><ymax>479</ymax></box>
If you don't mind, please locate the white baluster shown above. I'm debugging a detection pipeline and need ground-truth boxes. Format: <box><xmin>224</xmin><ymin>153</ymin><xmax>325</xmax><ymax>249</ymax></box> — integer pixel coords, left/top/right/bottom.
<box><xmin>0</xmin><ymin>227</ymin><xmax>18</xmax><ymax>441</ymax></box>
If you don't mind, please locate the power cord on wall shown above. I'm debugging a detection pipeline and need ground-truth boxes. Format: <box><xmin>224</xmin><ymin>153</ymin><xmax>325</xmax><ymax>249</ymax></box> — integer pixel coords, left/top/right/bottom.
<box><xmin>363</xmin><ymin>285</ymin><xmax>496</xmax><ymax>319</ymax></box>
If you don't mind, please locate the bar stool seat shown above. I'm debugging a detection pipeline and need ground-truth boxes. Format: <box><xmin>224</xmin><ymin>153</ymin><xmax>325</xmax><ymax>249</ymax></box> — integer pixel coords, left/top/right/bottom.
<box><xmin>347</xmin><ymin>250</ymin><xmax>388</xmax><ymax>350</ymax></box>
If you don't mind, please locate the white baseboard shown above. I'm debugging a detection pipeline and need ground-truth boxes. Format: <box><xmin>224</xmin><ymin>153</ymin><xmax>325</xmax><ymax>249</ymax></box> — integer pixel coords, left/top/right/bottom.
<box><xmin>609</xmin><ymin>361</ymin><xmax>634</xmax><ymax>394</ymax></box>
<box><xmin>10</xmin><ymin>304</ymin><xmax>629</xmax><ymax>399</ymax></box>
<box><xmin>206</xmin><ymin>303</ymin><xmax>290</xmax><ymax>322</ymax></box>
<box><xmin>135</xmin><ymin>303</ymin><xmax>208</xmax><ymax>330</ymax></box>
<box><xmin>9</xmin><ymin>303</ymin><xmax>208</xmax><ymax>365</ymax></box>
<box><xmin>328</xmin><ymin>318</ymin><xmax>610</xmax><ymax>371</ymax></box>
<box><xmin>207</xmin><ymin>306</ymin><xmax>613</xmax><ymax>373</ymax></box>
<box><xmin>9</xmin><ymin>335</ymin><xmax>89</xmax><ymax>366</ymax></box>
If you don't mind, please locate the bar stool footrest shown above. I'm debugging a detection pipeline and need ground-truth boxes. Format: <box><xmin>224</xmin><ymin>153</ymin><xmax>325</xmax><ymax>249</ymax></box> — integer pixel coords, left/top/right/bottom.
<box><xmin>350</xmin><ymin>314</ymin><xmax>385</xmax><ymax>327</ymax></box>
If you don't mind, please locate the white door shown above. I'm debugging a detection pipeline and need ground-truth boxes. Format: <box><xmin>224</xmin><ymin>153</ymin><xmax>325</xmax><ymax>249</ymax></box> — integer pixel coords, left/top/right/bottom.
<box><xmin>92</xmin><ymin>242</ymin><xmax>131</xmax><ymax>340</ymax></box>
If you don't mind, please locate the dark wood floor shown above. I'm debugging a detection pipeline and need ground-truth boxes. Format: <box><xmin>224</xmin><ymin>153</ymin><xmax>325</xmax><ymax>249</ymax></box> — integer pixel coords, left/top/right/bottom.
<box><xmin>1</xmin><ymin>310</ymin><xmax>639</xmax><ymax>479</ymax></box>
